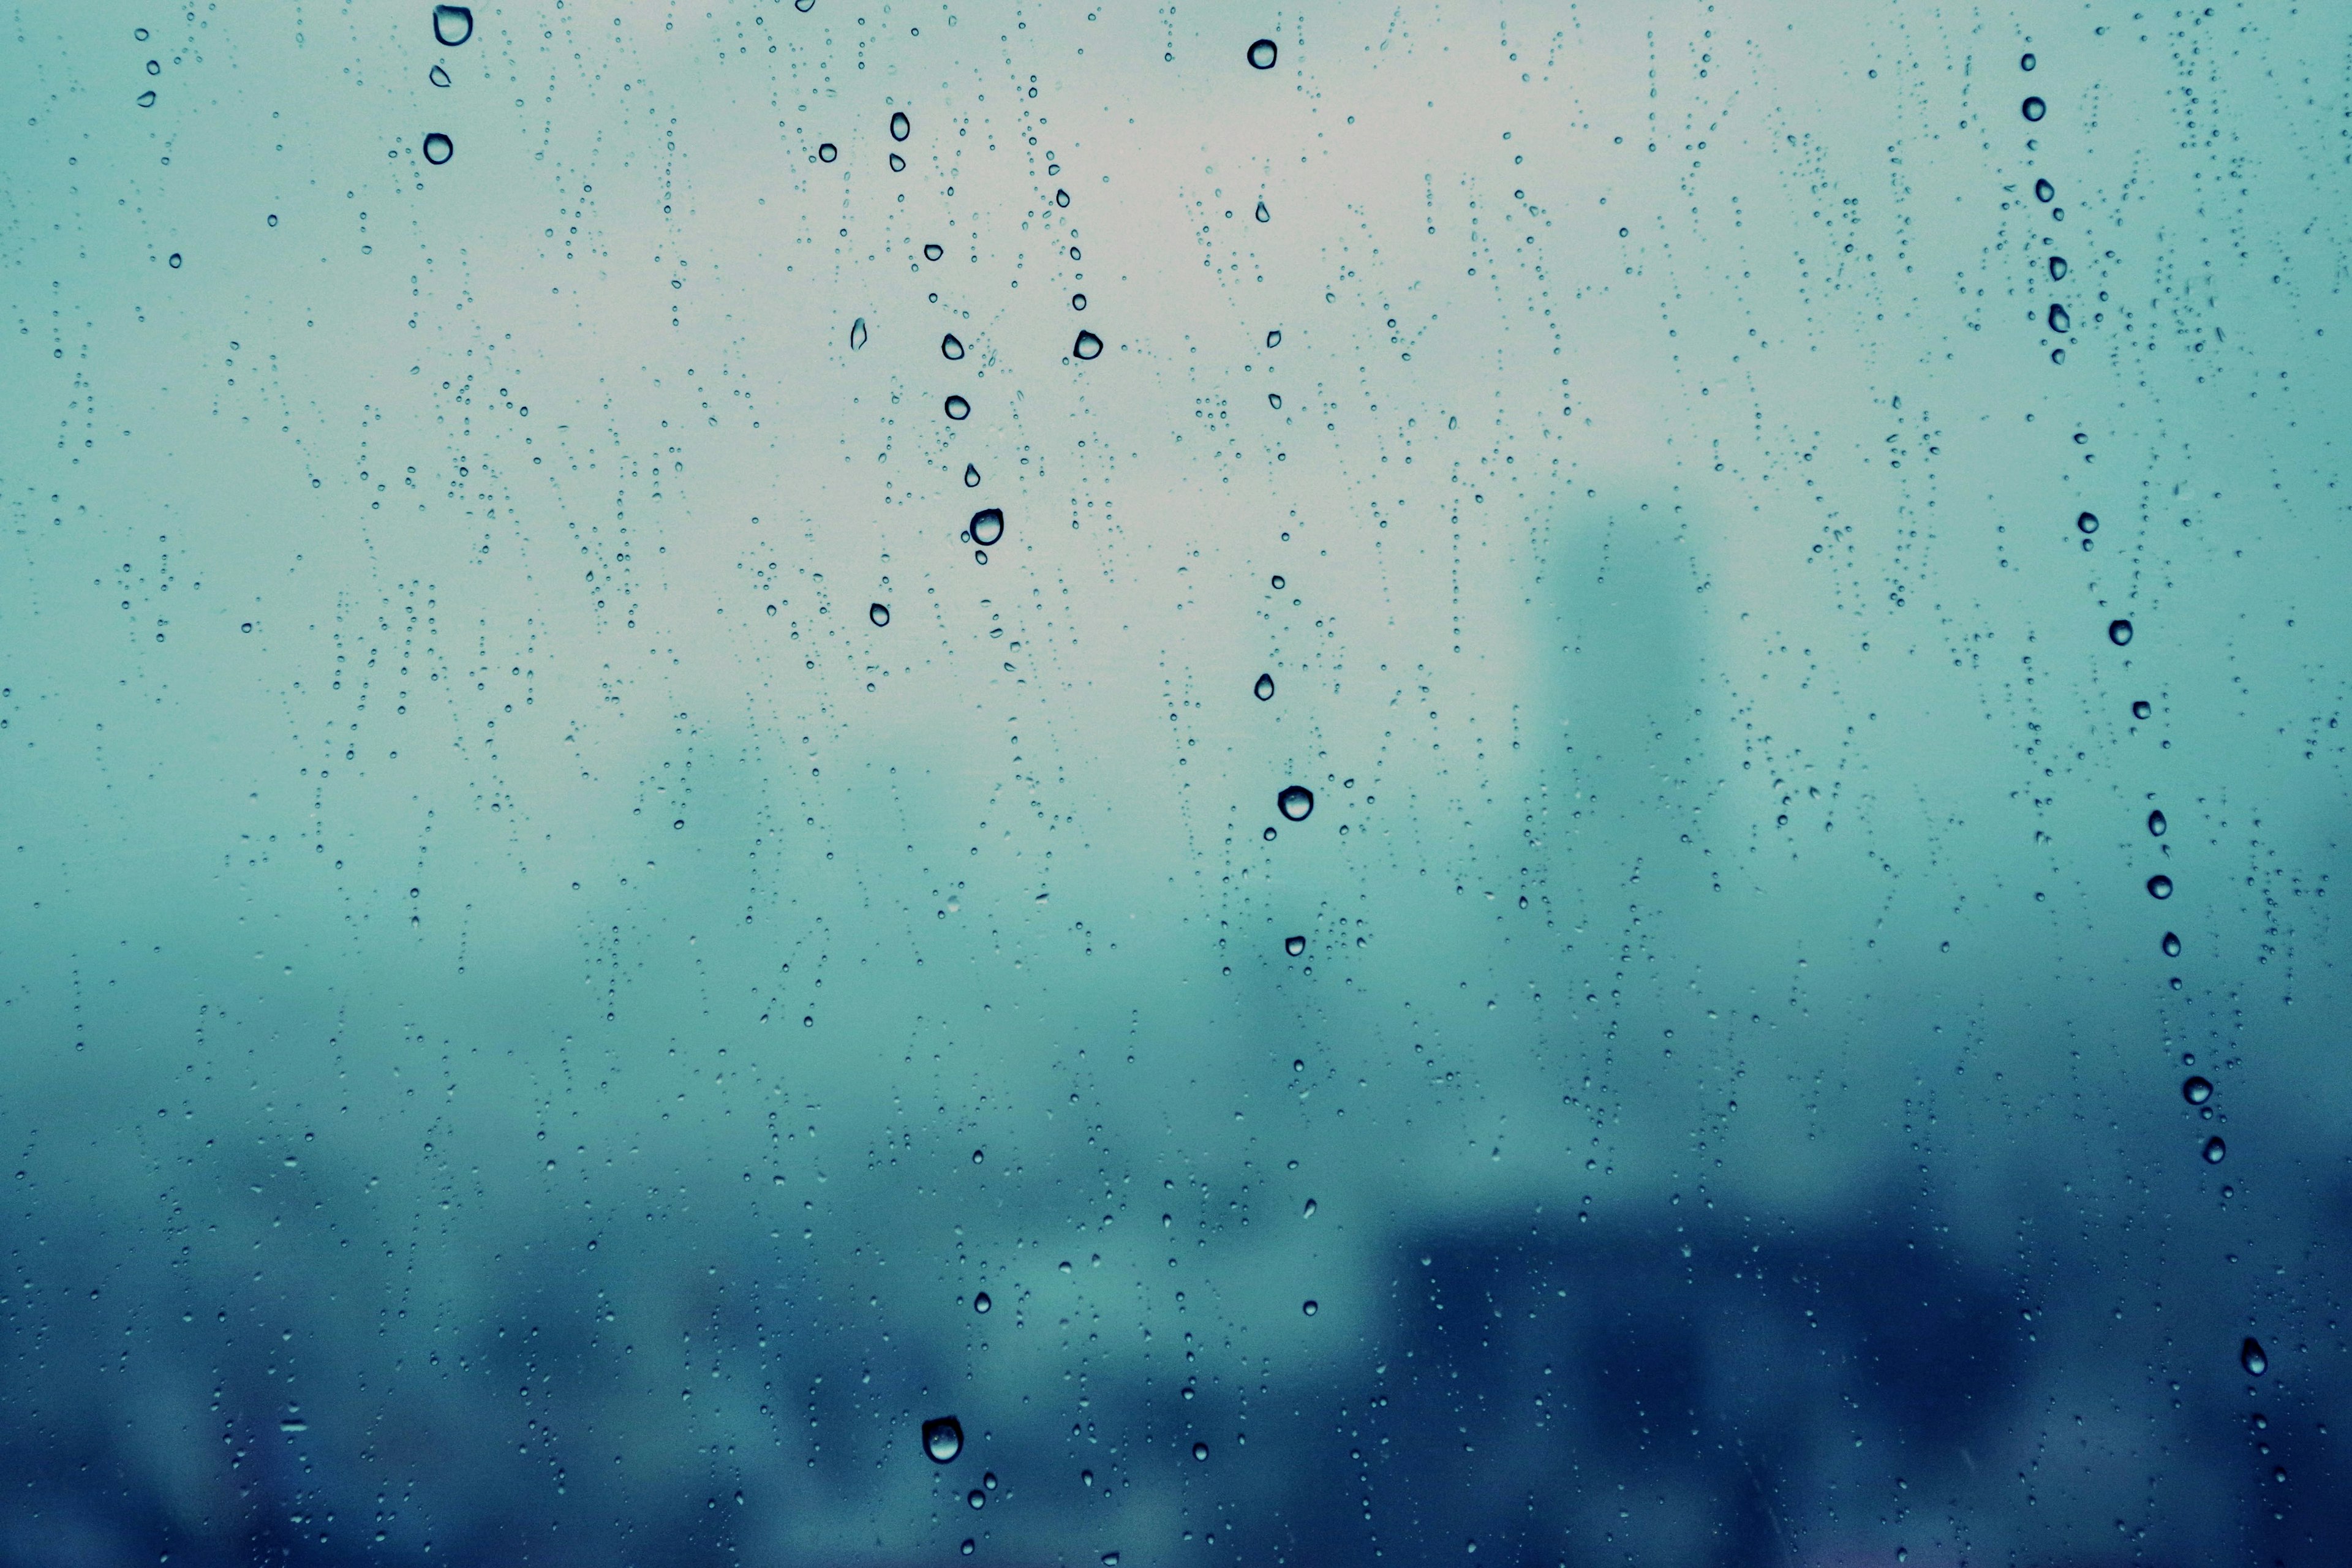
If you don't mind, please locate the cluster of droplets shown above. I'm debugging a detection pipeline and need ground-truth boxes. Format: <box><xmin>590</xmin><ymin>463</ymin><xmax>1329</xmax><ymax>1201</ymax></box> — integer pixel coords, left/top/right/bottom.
<box><xmin>418</xmin><ymin>5</ymin><xmax>472</xmax><ymax>165</ymax></box>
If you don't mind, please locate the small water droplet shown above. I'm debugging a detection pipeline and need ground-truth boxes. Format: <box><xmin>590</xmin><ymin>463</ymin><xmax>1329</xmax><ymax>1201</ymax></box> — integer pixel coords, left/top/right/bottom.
<box><xmin>1265</xmin><ymin>329</ymin><xmax>1282</xmax><ymax>348</ymax></box>
<box><xmin>923</xmin><ymin>1415</ymin><xmax>964</xmax><ymax>1463</ymax></box>
<box><xmin>167</xmin><ymin>252</ymin><xmax>181</xmax><ymax>268</ymax></box>
<box><xmin>1284</xmin><ymin>935</ymin><xmax>1305</xmax><ymax>957</ymax></box>
<box><xmin>969</xmin><ymin>508</ymin><xmax>1005</xmax><ymax>546</ymax></box>
<box><xmin>2049</xmin><ymin>255</ymin><xmax>2067</xmax><ymax>281</ymax></box>
<box><xmin>2182</xmin><ymin>1076</ymin><xmax>2212</xmax><ymax>1106</ymax></box>
<box><xmin>963</xmin><ymin>463</ymin><xmax>981</xmax><ymax>487</ymax></box>
<box><xmin>2034</xmin><ymin>178</ymin><xmax>2055</xmax><ymax>203</ymax></box>
<box><xmin>2147</xmin><ymin>809</ymin><xmax>2166</xmax><ymax>837</ymax></box>
<box><xmin>850</xmin><ymin>317</ymin><xmax>869</xmax><ymax>351</ymax></box>
<box><xmin>279</xmin><ymin>1417</ymin><xmax>307</xmax><ymax>1433</ymax></box>
<box><xmin>2108</xmin><ymin>618</ymin><xmax>2133</xmax><ymax>646</ymax></box>
<box><xmin>2204</xmin><ymin>1136</ymin><xmax>2228</xmax><ymax>1164</ymax></box>
<box><xmin>924</xmin><ymin>243</ymin><xmax>944</xmax><ymax>260</ymax></box>
<box><xmin>1073</xmin><ymin>330</ymin><xmax>1103</xmax><ymax>360</ymax></box>
<box><xmin>2048</xmin><ymin>303</ymin><xmax>2070</xmax><ymax>333</ymax></box>
<box><xmin>2132</xmin><ymin>699</ymin><xmax>2152</xmax><ymax>720</ymax></box>
<box><xmin>422</xmin><ymin>132</ymin><xmax>454</xmax><ymax>165</ymax></box>
<box><xmin>1302</xmin><ymin>1299</ymin><xmax>1317</xmax><ymax>1316</ymax></box>
<box><xmin>818</xmin><ymin>142</ymin><xmax>839</xmax><ymax>162</ymax></box>
<box><xmin>2147</xmin><ymin>874</ymin><xmax>2173</xmax><ymax>900</ymax></box>
<box><xmin>869</xmin><ymin>603</ymin><xmax>890</xmax><ymax>627</ymax></box>
<box><xmin>944</xmin><ymin>394</ymin><xmax>970</xmax><ymax>420</ymax></box>
<box><xmin>891</xmin><ymin>111</ymin><xmax>911</xmax><ymax>141</ymax></box>
<box><xmin>890</xmin><ymin>152</ymin><xmax>906</xmax><ymax>172</ymax></box>
<box><xmin>973</xmin><ymin>1291</ymin><xmax>992</xmax><ymax>1314</ymax></box>
<box><xmin>432</xmin><ymin>4</ymin><xmax>474</xmax><ymax>45</ymax></box>
<box><xmin>1248</xmin><ymin>37</ymin><xmax>1277</xmax><ymax>69</ymax></box>
<box><xmin>2076</xmin><ymin>511</ymin><xmax>2097</xmax><ymax>534</ymax></box>
<box><xmin>940</xmin><ymin>333</ymin><xmax>964</xmax><ymax>361</ymax></box>
<box><xmin>960</xmin><ymin>1541</ymin><xmax>974</xmax><ymax>1556</ymax></box>
<box><xmin>2019</xmin><ymin>51</ymin><xmax>2036</xmax><ymax>70</ymax></box>
<box><xmin>1268</xmin><ymin>393</ymin><xmax>1282</xmax><ymax>409</ymax></box>
<box><xmin>2241</xmin><ymin>1337</ymin><xmax>2267</xmax><ymax>1376</ymax></box>
<box><xmin>1057</xmin><ymin>188</ymin><xmax>1071</xmax><ymax>207</ymax></box>
<box><xmin>429</xmin><ymin>62</ymin><xmax>452</xmax><ymax>87</ymax></box>
<box><xmin>1071</xmin><ymin>292</ymin><xmax>1088</xmax><ymax>310</ymax></box>
<box><xmin>137</xmin><ymin>89</ymin><xmax>157</xmax><ymax>107</ymax></box>
<box><xmin>1278</xmin><ymin>785</ymin><xmax>1314</xmax><ymax>822</ymax></box>
<box><xmin>1302</xmin><ymin>1197</ymin><xmax>1317</xmax><ymax>1217</ymax></box>
<box><xmin>2162</xmin><ymin>932</ymin><xmax>2181</xmax><ymax>957</ymax></box>
<box><xmin>984</xmin><ymin>1471</ymin><xmax>997</xmax><ymax>1490</ymax></box>
<box><xmin>1254</xmin><ymin>673</ymin><xmax>1275</xmax><ymax>701</ymax></box>
<box><xmin>2021</xmin><ymin>96</ymin><xmax>2046</xmax><ymax>121</ymax></box>
<box><xmin>1193</xmin><ymin>1441</ymin><xmax>1210</xmax><ymax>1460</ymax></box>
<box><xmin>1255</xmin><ymin>200</ymin><xmax>1270</xmax><ymax>222</ymax></box>
<box><xmin>971</xmin><ymin>1148</ymin><xmax>984</xmax><ymax>1164</ymax></box>
<box><xmin>967</xmin><ymin>1489</ymin><xmax>986</xmax><ymax>1509</ymax></box>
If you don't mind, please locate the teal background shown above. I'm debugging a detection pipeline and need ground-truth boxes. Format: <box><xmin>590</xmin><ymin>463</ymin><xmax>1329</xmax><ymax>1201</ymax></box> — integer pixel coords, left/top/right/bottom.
<box><xmin>4</xmin><ymin>1</ymin><xmax>2349</xmax><ymax>1562</ymax></box>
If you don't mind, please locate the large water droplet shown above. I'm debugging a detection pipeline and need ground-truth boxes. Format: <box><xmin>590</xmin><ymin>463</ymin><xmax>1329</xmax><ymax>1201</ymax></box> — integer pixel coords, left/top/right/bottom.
<box><xmin>2108</xmin><ymin>618</ymin><xmax>2133</xmax><ymax>646</ymax></box>
<box><xmin>1302</xmin><ymin>1197</ymin><xmax>1317</xmax><ymax>1217</ymax></box>
<box><xmin>973</xmin><ymin>1291</ymin><xmax>992</xmax><ymax>1314</ymax></box>
<box><xmin>1254</xmin><ymin>673</ymin><xmax>1275</xmax><ymax>701</ymax></box>
<box><xmin>2075</xmin><ymin>510</ymin><xmax>2097</xmax><ymax>535</ymax></box>
<box><xmin>167</xmin><ymin>252</ymin><xmax>181</xmax><ymax>268</ymax></box>
<box><xmin>850</xmin><ymin>317</ymin><xmax>869</xmax><ymax>351</ymax></box>
<box><xmin>890</xmin><ymin>153</ymin><xmax>906</xmax><ymax>173</ymax></box>
<box><xmin>1268</xmin><ymin>393</ymin><xmax>1282</xmax><ymax>409</ymax></box>
<box><xmin>1302</xmin><ymin>1299</ymin><xmax>1318</xmax><ymax>1316</ymax></box>
<box><xmin>1284</xmin><ymin>935</ymin><xmax>1305</xmax><ymax>957</ymax></box>
<box><xmin>969</xmin><ymin>508</ymin><xmax>1005</xmax><ymax>546</ymax></box>
<box><xmin>1193</xmin><ymin>1441</ymin><xmax>1210</xmax><ymax>1461</ymax></box>
<box><xmin>963</xmin><ymin>463</ymin><xmax>981</xmax><ymax>488</ymax></box>
<box><xmin>137</xmin><ymin>89</ymin><xmax>156</xmax><ymax>107</ymax></box>
<box><xmin>433</xmin><ymin>4</ymin><xmax>474</xmax><ymax>46</ymax></box>
<box><xmin>1056</xmin><ymin>188</ymin><xmax>1071</xmax><ymax>208</ymax></box>
<box><xmin>2147</xmin><ymin>874</ymin><xmax>2173</xmax><ymax>900</ymax></box>
<box><xmin>2019</xmin><ymin>51</ymin><xmax>2036</xmax><ymax>70</ymax></box>
<box><xmin>1247</xmin><ymin>37</ymin><xmax>1278</xmax><ymax>69</ymax></box>
<box><xmin>2034</xmin><ymin>178</ymin><xmax>2055</xmax><ymax>203</ymax></box>
<box><xmin>924</xmin><ymin>243</ymin><xmax>944</xmax><ymax>260</ymax></box>
<box><xmin>1071</xmin><ymin>292</ymin><xmax>1087</xmax><ymax>311</ymax></box>
<box><xmin>869</xmin><ymin>602</ymin><xmax>890</xmax><ymax>627</ymax></box>
<box><xmin>1278</xmin><ymin>785</ymin><xmax>1314</xmax><ymax>822</ymax></box>
<box><xmin>2241</xmin><ymin>1336</ymin><xmax>2267</xmax><ymax>1376</ymax></box>
<box><xmin>422</xmin><ymin>132</ymin><xmax>454</xmax><ymax>165</ymax></box>
<box><xmin>1265</xmin><ymin>329</ymin><xmax>1282</xmax><ymax>348</ymax></box>
<box><xmin>891</xmin><ymin>110</ymin><xmax>910</xmax><ymax>141</ymax></box>
<box><xmin>429</xmin><ymin>62</ymin><xmax>452</xmax><ymax>87</ymax></box>
<box><xmin>944</xmin><ymin>395</ymin><xmax>970</xmax><ymax>420</ymax></box>
<box><xmin>967</xmin><ymin>1489</ymin><xmax>986</xmax><ymax>1509</ymax></box>
<box><xmin>2049</xmin><ymin>255</ymin><xmax>2067</xmax><ymax>281</ymax></box>
<box><xmin>2147</xmin><ymin>809</ymin><xmax>2166</xmax><ymax>837</ymax></box>
<box><xmin>818</xmin><ymin>142</ymin><xmax>839</xmax><ymax>162</ymax></box>
<box><xmin>1073</xmin><ymin>330</ymin><xmax>1103</xmax><ymax>360</ymax></box>
<box><xmin>2021</xmin><ymin>96</ymin><xmax>2046</xmax><ymax>121</ymax></box>
<box><xmin>2132</xmin><ymin>699</ymin><xmax>2152</xmax><ymax>720</ymax></box>
<box><xmin>2182</xmin><ymin>1076</ymin><xmax>2213</xmax><ymax>1106</ymax></box>
<box><xmin>924</xmin><ymin>1415</ymin><xmax>965</xmax><ymax>1463</ymax></box>
<box><xmin>2204</xmin><ymin>1136</ymin><xmax>2228</xmax><ymax>1164</ymax></box>
<box><xmin>2047</xmin><ymin>303</ymin><xmax>2070</xmax><ymax>333</ymax></box>
<box><xmin>1269</xmin><ymin>575</ymin><xmax>1285</xmax><ymax>590</ymax></box>
<box><xmin>2162</xmin><ymin>931</ymin><xmax>2181</xmax><ymax>957</ymax></box>
<box><xmin>1255</xmin><ymin>200</ymin><xmax>1270</xmax><ymax>223</ymax></box>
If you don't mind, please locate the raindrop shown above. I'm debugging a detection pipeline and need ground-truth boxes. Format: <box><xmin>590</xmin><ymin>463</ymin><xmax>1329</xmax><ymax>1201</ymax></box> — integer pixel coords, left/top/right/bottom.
<box><xmin>1071</xmin><ymin>292</ymin><xmax>1087</xmax><ymax>310</ymax></box>
<box><xmin>2147</xmin><ymin>875</ymin><xmax>2173</xmax><ymax>900</ymax></box>
<box><xmin>1073</xmin><ymin>330</ymin><xmax>1103</xmax><ymax>360</ymax></box>
<box><xmin>969</xmin><ymin>508</ymin><xmax>1005</xmax><ymax>547</ymax></box>
<box><xmin>2182</xmin><ymin>1076</ymin><xmax>2213</xmax><ymax>1106</ymax></box>
<box><xmin>2075</xmin><ymin>511</ymin><xmax>2097</xmax><ymax>535</ymax></box>
<box><xmin>941</xmin><ymin>333</ymin><xmax>965</xmax><ymax>360</ymax></box>
<box><xmin>1254</xmin><ymin>673</ymin><xmax>1275</xmax><ymax>701</ymax></box>
<box><xmin>2034</xmin><ymin>178</ymin><xmax>2055</xmax><ymax>203</ymax></box>
<box><xmin>147</xmin><ymin>59</ymin><xmax>160</xmax><ymax>74</ymax></box>
<box><xmin>1193</xmin><ymin>1442</ymin><xmax>1210</xmax><ymax>1461</ymax></box>
<box><xmin>971</xmin><ymin>1148</ymin><xmax>984</xmax><ymax>1163</ymax></box>
<box><xmin>2241</xmin><ymin>1338</ymin><xmax>2267</xmax><ymax>1376</ymax></box>
<box><xmin>2107</xmin><ymin>619</ymin><xmax>2132</xmax><ymax>646</ymax></box>
<box><xmin>960</xmin><ymin>1542</ymin><xmax>974</xmax><ymax>1556</ymax></box>
<box><xmin>2048</xmin><ymin>303</ymin><xmax>2070</xmax><ymax>333</ymax></box>
<box><xmin>2162</xmin><ymin>932</ymin><xmax>2182</xmax><ymax>957</ymax></box>
<box><xmin>1284</xmin><ymin>935</ymin><xmax>1305</xmax><ymax>957</ymax></box>
<box><xmin>924</xmin><ymin>1415</ymin><xmax>964</xmax><ymax>1463</ymax></box>
<box><xmin>967</xmin><ymin>1490</ymin><xmax>986</xmax><ymax>1509</ymax></box>
<box><xmin>850</xmin><ymin>317</ymin><xmax>869</xmax><ymax>351</ymax></box>
<box><xmin>1265</xmin><ymin>329</ymin><xmax>1282</xmax><ymax>348</ymax></box>
<box><xmin>890</xmin><ymin>153</ymin><xmax>906</xmax><ymax>173</ymax></box>
<box><xmin>973</xmin><ymin>1291</ymin><xmax>992</xmax><ymax>1314</ymax></box>
<box><xmin>429</xmin><ymin>62</ymin><xmax>452</xmax><ymax>87</ymax></box>
<box><xmin>2147</xmin><ymin>809</ymin><xmax>2166</xmax><ymax>837</ymax></box>
<box><xmin>1302</xmin><ymin>1197</ymin><xmax>1317</xmax><ymax>1217</ymax></box>
<box><xmin>2021</xmin><ymin>96</ymin><xmax>2046</xmax><ymax>121</ymax></box>
<box><xmin>869</xmin><ymin>603</ymin><xmax>890</xmax><ymax>627</ymax></box>
<box><xmin>137</xmin><ymin>89</ymin><xmax>156</xmax><ymax>107</ymax></box>
<box><xmin>973</xmin><ymin>549</ymin><xmax>987</xmax><ymax>565</ymax></box>
<box><xmin>2132</xmin><ymin>699</ymin><xmax>2152</xmax><ymax>720</ymax></box>
<box><xmin>432</xmin><ymin>4</ymin><xmax>473</xmax><ymax>45</ymax></box>
<box><xmin>944</xmin><ymin>395</ymin><xmax>970</xmax><ymax>420</ymax></box>
<box><xmin>1255</xmin><ymin>200</ymin><xmax>1270</xmax><ymax>222</ymax></box>
<box><xmin>1263</xmin><ymin>826</ymin><xmax>1277</xmax><ymax>841</ymax></box>
<box><xmin>1269</xmin><ymin>575</ymin><xmax>1285</xmax><ymax>590</ymax></box>
<box><xmin>1247</xmin><ymin>37</ymin><xmax>1277</xmax><ymax>69</ymax></box>
<box><xmin>2204</xmin><ymin>1137</ymin><xmax>2228</xmax><ymax>1164</ymax></box>
<box><xmin>1268</xmin><ymin>393</ymin><xmax>1282</xmax><ymax>409</ymax></box>
<box><xmin>963</xmin><ymin>463</ymin><xmax>981</xmax><ymax>487</ymax></box>
<box><xmin>422</xmin><ymin>132</ymin><xmax>454</xmax><ymax>165</ymax></box>
<box><xmin>2049</xmin><ymin>255</ymin><xmax>2067</xmax><ymax>281</ymax></box>
<box><xmin>2019</xmin><ymin>51</ymin><xmax>2036</xmax><ymax>70</ymax></box>
<box><xmin>795</xmin><ymin>0</ymin><xmax>813</xmax><ymax>10</ymax></box>
<box><xmin>924</xmin><ymin>243</ymin><xmax>944</xmax><ymax>261</ymax></box>
<box><xmin>818</xmin><ymin>142</ymin><xmax>839</xmax><ymax>162</ymax></box>
<box><xmin>891</xmin><ymin>110</ymin><xmax>910</xmax><ymax>141</ymax></box>
<box><xmin>1057</xmin><ymin>188</ymin><xmax>1071</xmax><ymax>207</ymax></box>
<box><xmin>1302</xmin><ymin>1300</ymin><xmax>1318</xmax><ymax>1316</ymax></box>
<box><xmin>1277</xmin><ymin>785</ymin><xmax>1314</xmax><ymax>823</ymax></box>
<box><xmin>168</xmin><ymin>252</ymin><xmax>181</xmax><ymax>268</ymax></box>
